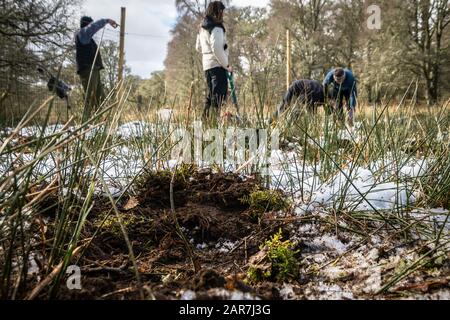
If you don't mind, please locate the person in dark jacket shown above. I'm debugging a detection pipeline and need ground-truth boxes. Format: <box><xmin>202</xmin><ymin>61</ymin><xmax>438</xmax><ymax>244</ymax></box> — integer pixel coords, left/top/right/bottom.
<box><xmin>271</xmin><ymin>79</ymin><xmax>326</xmax><ymax>123</ymax></box>
<box><xmin>195</xmin><ymin>1</ymin><xmax>232</xmax><ymax>121</ymax></box>
<box><xmin>323</xmin><ymin>68</ymin><xmax>357</xmax><ymax>126</ymax></box>
<box><xmin>75</xmin><ymin>16</ymin><xmax>118</xmax><ymax>120</ymax></box>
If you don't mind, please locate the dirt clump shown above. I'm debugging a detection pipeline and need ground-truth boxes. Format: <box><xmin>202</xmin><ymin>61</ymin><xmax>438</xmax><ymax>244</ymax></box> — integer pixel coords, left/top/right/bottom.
<box><xmin>52</xmin><ymin>168</ymin><xmax>287</xmax><ymax>300</ymax></box>
<box><xmin>136</xmin><ymin>167</ymin><xmax>261</xmax><ymax>210</ymax></box>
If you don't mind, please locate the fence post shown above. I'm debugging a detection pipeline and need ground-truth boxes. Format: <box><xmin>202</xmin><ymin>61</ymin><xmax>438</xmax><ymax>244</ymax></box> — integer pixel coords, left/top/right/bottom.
<box><xmin>118</xmin><ymin>7</ymin><xmax>126</xmax><ymax>84</ymax></box>
<box><xmin>286</xmin><ymin>29</ymin><xmax>292</xmax><ymax>91</ymax></box>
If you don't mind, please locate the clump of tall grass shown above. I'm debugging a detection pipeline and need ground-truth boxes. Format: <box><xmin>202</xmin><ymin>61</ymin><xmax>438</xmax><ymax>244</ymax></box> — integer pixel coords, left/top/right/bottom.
<box><xmin>0</xmin><ymin>80</ymin><xmax>169</xmax><ymax>299</ymax></box>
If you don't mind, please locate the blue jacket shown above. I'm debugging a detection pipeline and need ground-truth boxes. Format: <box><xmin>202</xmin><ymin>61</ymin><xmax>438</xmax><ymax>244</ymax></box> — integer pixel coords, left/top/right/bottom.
<box><xmin>75</xmin><ymin>19</ymin><xmax>108</xmax><ymax>74</ymax></box>
<box><xmin>323</xmin><ymin>68</ymin><xmax>357</xmax><ymax>109</ymax></box>
<box><xmin>77</xmin><ymin>19</ymin><xmax>108</xmax><ymax>45</ymax></box>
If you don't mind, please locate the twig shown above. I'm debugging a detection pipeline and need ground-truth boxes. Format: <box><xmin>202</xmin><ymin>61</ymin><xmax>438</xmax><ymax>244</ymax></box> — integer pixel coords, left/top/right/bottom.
<box><xmin>101</xmin><ymin>286</ymin><xmax>135</xmax><ymax>299</ymax></box>
<box><xmin>84</xmin><ymin>260</ymin><xmax>128</xmax><ymax>274</ymax></box>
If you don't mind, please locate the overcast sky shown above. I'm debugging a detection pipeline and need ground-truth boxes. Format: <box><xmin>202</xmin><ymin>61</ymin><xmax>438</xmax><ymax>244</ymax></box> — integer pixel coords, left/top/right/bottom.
<box><xmin>81</xmin><ymin>0</ymin><xmax>270</xmax><ymax>79</ymax></box>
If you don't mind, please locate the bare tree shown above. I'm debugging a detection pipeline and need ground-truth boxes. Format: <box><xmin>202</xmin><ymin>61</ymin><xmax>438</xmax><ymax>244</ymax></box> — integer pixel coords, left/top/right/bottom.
<box><xmin>380</xmin><ymin>0</ymin><xmax>450</xmax><ymax>105</ymax></box>
<box><xmin>0</xmin><ymin>0</ymin><xmax>79</xmax><ymax>67</ymax></box>
<box><xmin>175</xmin><ymin>0</ymin><xmax>231</xmax><ymax>17</ymax></box>
<box><xmin>164</xmin><ymin>0</ymin><xmax>450</xmax><ymax>109</ymax></box>
<box><xmin>0</xmin><ymin>0</ymin><xmax>79</xmax><ymax>98</ymax></box>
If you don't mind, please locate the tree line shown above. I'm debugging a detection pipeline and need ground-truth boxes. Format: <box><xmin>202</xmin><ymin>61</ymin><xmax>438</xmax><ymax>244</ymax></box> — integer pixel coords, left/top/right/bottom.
<box><xmin>163</xmin><ymin>0</ymin><xmax>450</xmax><ymax>110</ymax></box>
<box><xmin>1</xmin><ymin>0</ymin><xmax>449</xmax><ymax>124</ymax></box>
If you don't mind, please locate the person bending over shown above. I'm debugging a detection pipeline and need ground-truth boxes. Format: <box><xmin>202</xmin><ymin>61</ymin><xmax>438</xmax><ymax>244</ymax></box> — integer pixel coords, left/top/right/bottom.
<box><xmin>323</xmin><ymin>67</ymin><xmax>357</xmax><ymax>126</ymax></box>
<box><xmin>271</xmin><ymin>79</ymin><xmax>325</xmax><ymax>123</ymax></box>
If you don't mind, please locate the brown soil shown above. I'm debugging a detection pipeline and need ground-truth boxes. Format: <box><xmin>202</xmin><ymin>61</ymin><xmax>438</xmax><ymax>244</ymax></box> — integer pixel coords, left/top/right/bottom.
<box><xmin>55</xmin><ymin>169</ymin><xmax>285</xmax><ymax>300</ymax></box>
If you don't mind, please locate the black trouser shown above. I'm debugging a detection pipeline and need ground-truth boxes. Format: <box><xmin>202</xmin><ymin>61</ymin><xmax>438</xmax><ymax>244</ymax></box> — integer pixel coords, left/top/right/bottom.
<box><xmin>204</xmin><ymin>67</ymin><xmax>228</xmax><ymax>119</ymax></box>
<box><xmin>328</xmin><ymin>88</ymin><xmax>352</xmax><ymax>120</ymax></box>
<box><xmin>79</xmin><ymin>66</ymin><xmax>105</xmax><ymax>122</ymax></box>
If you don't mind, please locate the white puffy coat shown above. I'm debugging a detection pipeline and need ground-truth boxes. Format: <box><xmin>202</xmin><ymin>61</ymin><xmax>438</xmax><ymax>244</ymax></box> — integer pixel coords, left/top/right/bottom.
<box><xmin>196</xmin><ymin>26</ymin><xmax>229</xmax><ymax>71</ymax></box>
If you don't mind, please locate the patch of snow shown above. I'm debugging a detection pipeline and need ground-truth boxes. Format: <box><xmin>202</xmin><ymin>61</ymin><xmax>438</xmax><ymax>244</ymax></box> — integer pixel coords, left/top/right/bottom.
<box><xmin>323</xmin><ymin>266</ymin><xmax>347</xmax><ymax>280</ymax></box>
<box><xmin>414</xmin><ymin>289</ymin><xmax>450</xmax><ymax>300</ymax></box>
<box><xmin>362</xmin><ymin>266</ymin><xmax>382</xmax><ymax>294</ymax></box>
<box><xmin>16</xmin><ymin>124</ymin><xmax>67</xmax><ymax>138</ymax></box>
<box><xmin>410</xmin><ymin>208</ymin><xmax>450</xmax><ymax>232</ymax></box>
<box><xmin>216</xmin><ymin>240</ymin><xmax>238</xmax><ymax>253</ymax></box>
<box><xmin>229</xmin><ymin>290</ymin><xmax>260</xmax><ymax>300</ymax></box>
<box><xmin>399</xmin><ymin>159</ymin><xmax>428</xmax><ymax>178</ymax></box>
<box><xmin>196</xmin><ymin>243</ymin><xmax>208</xmax><ymax>250</ymax></box>
<box><xmin>157</xmin><ymin>109</ymin><xmax>173</xmax><ymax>122</ymax></box>
<box><xmin>180</xmin><ymin>290</ymin><xmax>197</xmax><ymax>300</ymax></box>
<box><xmin>312</xmin><ymin>235</ymin><xmax>348</xmax><ymax>255</ymax></box>
<box><xmin>302</xmin><ymin>166</ymin><xmax>417</xmax><ymax>212</ymax></box>
<box><xmin>28</xmin><ymin>255</ymin><xmax>40</xmax><ymax>276</ymax></box>
<box><xmin>96</xmin><ymin>186</ymin><xmax>122</xmax><ymax>198</ymax></box>
<box><xmin>268</xmin><ymin>150</ymin><xmax>319</xmax><ymax>192</ymax></box>
<box><xmin>312</xmin><ymin>254</ymin><xmax>328</xmax><ymax>264</ymax></box>
<box><xmin>307</xmin><ymin>282</ymin><xmax>354</xmax><ymax>300</ymax></box>
<box><xmin>367</xmin><ymin>248</ymin><xmax>380</xmax><ymax>261</ymax></box>
<box><xmin>279</xmin><ymin>284</ymin><xmax>296</xmax><ymax>300</ymax></box>
<box><xmin>116</xmin><ymin>121</ymin><xmax>151</xmax><ymax>139</ymax></box>
<box><xmin>297</xmin><ymin>223</ymin><xmax>318</xmax><ymax>235</ymax></box>
<box><xmin>337</xmin><ymin>127</ymin><xmax>362</xmax><ymax>143</ymax></box>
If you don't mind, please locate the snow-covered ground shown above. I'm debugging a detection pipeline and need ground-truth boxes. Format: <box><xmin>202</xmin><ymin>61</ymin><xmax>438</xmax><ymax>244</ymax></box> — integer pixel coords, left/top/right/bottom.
<box><xmin>0</xmin><ymin>121</ymin><xmax>155</xmax><ymax>197</ymax></box>
<box><xmin>0</xmin><ymin>121</ymin><xmax>447</xmax><ymax>224</ymax></box>
<box><xmin>268</xmin><ymin>149</ymin><xmax>432</xmax><ymax>211</ymax></box>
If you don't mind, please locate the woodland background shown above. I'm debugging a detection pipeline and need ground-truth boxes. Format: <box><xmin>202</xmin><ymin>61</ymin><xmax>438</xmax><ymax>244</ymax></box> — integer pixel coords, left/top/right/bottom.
<box><xmin>1</xmin><ymin>0</ymin><xmax>449</xmax><ymax>122</ymax></box>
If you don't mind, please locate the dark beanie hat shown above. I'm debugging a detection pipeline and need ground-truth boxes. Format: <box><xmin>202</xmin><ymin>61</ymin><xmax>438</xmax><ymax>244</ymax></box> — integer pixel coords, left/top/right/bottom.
<box><xmin>80</xmin><ymin>16</ymin><xmax>93</xmax><ymax>28</ymax></box>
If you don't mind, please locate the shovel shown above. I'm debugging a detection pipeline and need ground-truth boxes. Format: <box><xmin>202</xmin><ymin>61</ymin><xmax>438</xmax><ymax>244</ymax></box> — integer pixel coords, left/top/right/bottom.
<box><xmin>226</xmin><ymin>71</ymin><xmax>241</xmax><ymax>120</ymax></box>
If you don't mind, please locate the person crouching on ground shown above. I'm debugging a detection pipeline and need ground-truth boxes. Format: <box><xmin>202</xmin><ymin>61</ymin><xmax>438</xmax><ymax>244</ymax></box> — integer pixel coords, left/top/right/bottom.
<box><xmin>196</xmin><ymin>1</ymin><xmax>232</xmax><ymax>122</ymax></box>
<box><xmin>323</xmin><ymin>67</ymin><xmax>358</xmax><ymax>126</ymax></box>
<box><xmin>75</xmin><ymin>16</ymin><xmax>118</xmax><ymax>121</ymax></box>
<box><xmin>270</xmin><ymin>79</ymin><xmax>325</xmax><ymax>124</ymax></box>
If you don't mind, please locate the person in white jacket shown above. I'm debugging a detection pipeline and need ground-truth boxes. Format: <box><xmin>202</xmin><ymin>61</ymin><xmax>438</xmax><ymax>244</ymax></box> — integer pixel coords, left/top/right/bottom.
<box><xmin>196</xmin><ymin>1</ymin><xmax>232</xmax><ymax>120</ymax></box>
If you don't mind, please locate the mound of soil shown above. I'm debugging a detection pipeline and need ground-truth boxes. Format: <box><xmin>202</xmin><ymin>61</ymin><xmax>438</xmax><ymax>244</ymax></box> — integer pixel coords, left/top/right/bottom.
<box><xmin>137</xmin><ymin>168</ymin><xmax>260</xmax><ymax>210</ymax></box>
<box><xmin>52</xmin><ymin>169</ymin><xmax>285</xmax><ymax>300</ymax></box>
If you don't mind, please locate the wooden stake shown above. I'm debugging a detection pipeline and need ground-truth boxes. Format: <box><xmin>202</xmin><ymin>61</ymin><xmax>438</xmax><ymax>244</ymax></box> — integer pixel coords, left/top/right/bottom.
<box><xmin>286</xmin><ymin>29</ymin><xmax>292</xmax><ymax>90</ymax></box>
<box><xmin>118</xmin><ymin>7</ymin><xmax>126</xmax><ymax>84</ymax></box>
<box><xmin>185</xmin><ymin>81</ymin><xmax>194</xmax><ymax>128</ymax></box>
